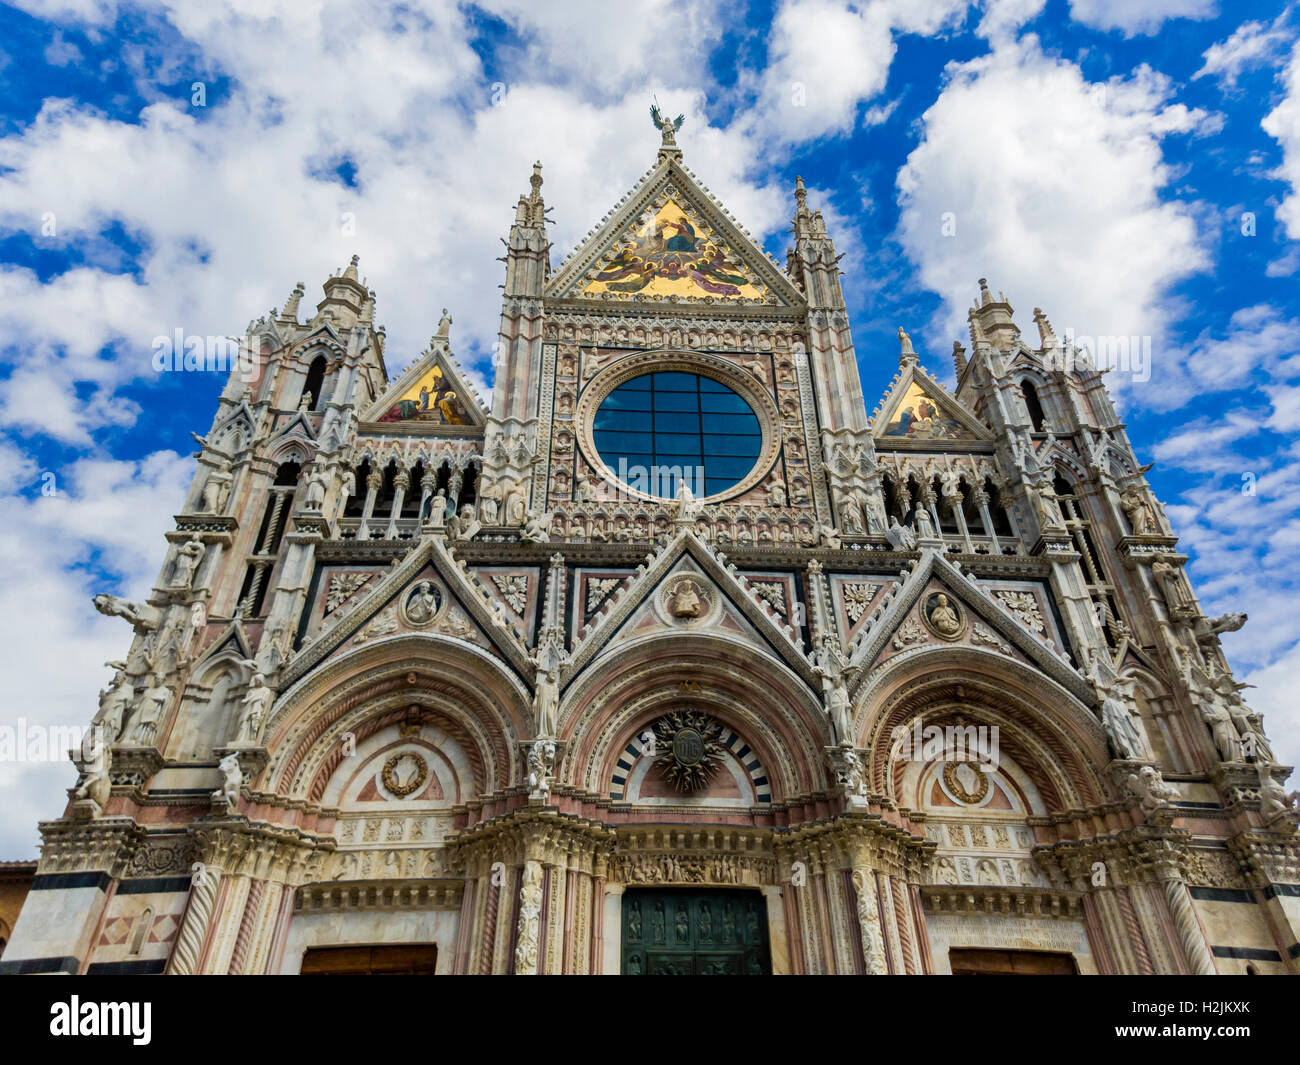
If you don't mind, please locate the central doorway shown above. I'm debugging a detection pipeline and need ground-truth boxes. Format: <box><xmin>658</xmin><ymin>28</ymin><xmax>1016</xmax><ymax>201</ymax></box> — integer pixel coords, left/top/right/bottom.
<box><xmin>622</xmin><ymin>888</ymin><xmax>770</xmax><ymax>975</ymax></box>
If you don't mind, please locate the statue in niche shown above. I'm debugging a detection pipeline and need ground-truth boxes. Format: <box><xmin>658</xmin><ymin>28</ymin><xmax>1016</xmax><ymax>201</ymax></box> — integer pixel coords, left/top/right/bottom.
<box><xmin>170</xmin><ymin>535</ymin><xmax>205</xmax><ymax>589</ymax></box>
<box><xmin>478</xmin><ymin>480</ymin><xmax>500</xmax><ymax>523</ymax></box>
<box><xmin>1095</xmin><ymin>675</ymin><xmax>1149</xmax><ymax>761</ymax></box>
<box><xmin>302</xmin><ymin>462</ymin><xmax>328</xmax><ymax>511</ymax></box>
<box><xmin>1120</xmin><ymin>484</ymin><xmax>1156</xmax><ymax>536</ymax></box>
<box><xmin>237</xmin><ymin>672</ymin><xmax>273</xmax><ymax>743</ymax></box>
<box><xmin>95</xmin><ymin>664</ymin><xmax>134</xmax><ymax>744</ymax></box>
<box><xmin>130</xmin><ymin>672</ymin><xmax>172</xmax><ymax>745</ymax></box>
<box><xmin>199</xmin><ymin>467</ymin><xmax>232</xmax><ymax>514</ymax></box>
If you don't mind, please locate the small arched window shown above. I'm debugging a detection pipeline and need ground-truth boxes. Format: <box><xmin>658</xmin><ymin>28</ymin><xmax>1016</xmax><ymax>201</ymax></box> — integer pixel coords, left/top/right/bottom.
<box><xmin>302</xmin><ymin>355</ymin><xmax>327</xmax><ymax>411</ymax></box>
<box><xmin>1021</xmin><ymin>379</ymin><xmax>1047</xmax><ymax>432</ymax></box>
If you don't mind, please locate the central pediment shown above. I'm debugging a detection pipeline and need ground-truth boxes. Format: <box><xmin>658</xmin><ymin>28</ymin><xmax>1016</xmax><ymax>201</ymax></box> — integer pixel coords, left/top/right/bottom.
<box><xmin>547</xmin><ymin>157</ymin><xmax>804</xmax><ymax>310</ymax></box>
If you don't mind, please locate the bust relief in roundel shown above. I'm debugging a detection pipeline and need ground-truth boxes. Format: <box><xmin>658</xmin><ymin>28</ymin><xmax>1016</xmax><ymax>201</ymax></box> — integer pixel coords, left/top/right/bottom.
<box><xmin>656</xmin><ymin>574</ymin><xmax>719</xmax><ymax>626</ymax></box>
<box><xmin>401</xmin><ymin>580</ymin><xmax>445</xmax><ymax>628</ymax></box>
<box><xmin>921</xmin><ymin>591</ymin><xmax>965</xmax><ymax>641</ymax></box>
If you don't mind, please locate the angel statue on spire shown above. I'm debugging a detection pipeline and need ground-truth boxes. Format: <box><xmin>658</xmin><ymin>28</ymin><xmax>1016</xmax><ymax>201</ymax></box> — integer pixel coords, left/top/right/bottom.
<box><xmin>650</xmin><ymin>101</ymin><xmax>685</xmax><ymax>145</ymax></box>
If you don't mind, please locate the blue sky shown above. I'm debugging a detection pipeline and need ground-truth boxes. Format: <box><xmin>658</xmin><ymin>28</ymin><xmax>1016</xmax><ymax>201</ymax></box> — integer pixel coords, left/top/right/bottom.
<box><xmin>0</xmin><ymin>0</ymin><xmax>1296</xmax><ymax>856</ymax></box>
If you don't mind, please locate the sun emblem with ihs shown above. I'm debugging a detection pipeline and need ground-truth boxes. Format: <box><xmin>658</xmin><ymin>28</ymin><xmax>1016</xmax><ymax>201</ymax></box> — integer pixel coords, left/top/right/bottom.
<box><xmin>652</xmin><ymin>709</ymin><xmax>724</xmax><ymax>792</ymax></box>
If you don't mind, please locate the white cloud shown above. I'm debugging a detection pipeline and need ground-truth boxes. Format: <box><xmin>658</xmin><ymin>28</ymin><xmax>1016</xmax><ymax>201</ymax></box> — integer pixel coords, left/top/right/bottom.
<box><xmin>1263</xmin><ymin>39</ymin><xmax>1300</xmax><ymax>241</ymax></box>
<box><xmin>0</xmin><ymin>448</ymin><xmax>193</xmax><ymax>857</ymax></box>
<box><xmin>746</xmin><ymin>0</ymin><xmax>969</xmax><ymax>146</ymax></box>
<box><xmin>1068</xmin><ymin>0</ymin><xmax>1217</xmax><ymax>36</ymax></box>
<box><xmin>895</xmin><ymin>37</ymin><xmax>1214</xmax><ymax>361</ymax></box>
<box><xmin>1194</xmin><ymin>13</ymin><xmax>1295</xmax><ymax>88</ymax></box>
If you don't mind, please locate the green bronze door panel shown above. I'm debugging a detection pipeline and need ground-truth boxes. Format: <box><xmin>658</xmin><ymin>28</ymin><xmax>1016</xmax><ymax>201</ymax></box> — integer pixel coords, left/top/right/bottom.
<box><xmin>622</xmin><ymin>889</ymin><xmax>770</xmax><ymax>975</ymax></box>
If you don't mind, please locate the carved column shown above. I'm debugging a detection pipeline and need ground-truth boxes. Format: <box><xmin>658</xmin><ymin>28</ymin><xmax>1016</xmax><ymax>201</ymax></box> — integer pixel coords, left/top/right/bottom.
<box><xmin>385</xmin><ymin>469</ymin><xmax>409</xmax><ymax>538</ymax></box>
<box><xmin>1161</xmin><ymin>874</ymin><xmax>1217</xmax><ymax>974</ymax></box>
<box><xmin>356</xmin><ymin>469</ymin><xmax>382</xmax><ymax>539</ymax></box>
<box><xmin>514</xmin><ymin>859</ymin><xmax>543</xmax><ymax>975</ymax></box>
<box><xmin>849</xmin><ymin>868</ymin><xmax>887</xmax><ymax>974</ymax></box>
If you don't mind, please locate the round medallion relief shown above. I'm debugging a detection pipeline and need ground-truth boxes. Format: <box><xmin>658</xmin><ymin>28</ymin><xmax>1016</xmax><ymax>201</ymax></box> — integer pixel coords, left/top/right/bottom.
<box><xmin>921</xmin><ymin>591</ymin><xmax>966</xmax><ymax>641</ymax></box>
<box><xmin>942</xmin><ymin>760</ymin><xmax>991</xmax><ymax>806</ymax></box>
<box><xmin>401</xmin><ymin>580</ymin><xmax>445</xmax><ymax>628</ymax></box>
<box><xmin>382</xmin><ymin>752</ymin><xmax>428</xmax><ymax>798</ymax></box>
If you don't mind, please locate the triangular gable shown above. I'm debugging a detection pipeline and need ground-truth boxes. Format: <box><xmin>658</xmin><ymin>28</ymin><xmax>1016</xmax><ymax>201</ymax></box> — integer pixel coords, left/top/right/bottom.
<box><xmin>563</xmin><ymin>530</ymin><xmax>815</xmax><ymax>688</ymax></box>
<box><xmin>278</xmin><ymin>536</ymin><xmax>532</xmax><ymax>688</ymax></box>
<box><xmin>547</xmin><ymin>158</ymin><xmax>805</xmax><ymax>309</ymax></box>
<box><xmin>871</xmin><ymin>363</ymin><xmax>992</xmax><ymax>445</ymax></box>
<box><xmin>192</xmin><ymin>620</ymin><xmax>254</xmax><ymax>671</ymax></box>
<box><xmin>845</xmin><ymin>549</ymin><xmax>1092</xmax><ymax>703</ymax></box>
<box><xmin>360</xmin><ymin>342</ymin><xmax>486</xmax><ymax>428</ymax></box>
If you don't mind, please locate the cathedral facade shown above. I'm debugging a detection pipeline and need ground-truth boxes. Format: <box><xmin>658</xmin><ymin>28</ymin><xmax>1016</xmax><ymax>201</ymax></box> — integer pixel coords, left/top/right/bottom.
<box><xmin>5</xmin><ymin>123</ymin><xmax>1298</xmax><ymax>976</ymax></box>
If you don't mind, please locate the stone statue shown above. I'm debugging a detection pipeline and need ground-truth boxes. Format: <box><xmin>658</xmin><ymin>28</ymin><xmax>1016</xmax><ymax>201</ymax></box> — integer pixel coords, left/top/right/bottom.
<box><xmin>767</xmin><ymin>480</ymin><xmax>787</xmax><ymax>507</ymax></box>
<box><xmin>815</xmin><ymin>522</ymin><xmax>842</xmax><ymax>549</ymax></box>
<box><xmin>1119</xmin><ymin>484</ymin><xmax>1155</xmax><ymax>535</ymax></box>
<box><xmin>839</xmin><ymin>496</ymin><xmax>864</xmax><ymax>534</ymax></box>
<box><xmin>213</xmin><ymin>753</ymin><xmax>243</xmax><ymax>805</ymax></box>
<box><xmin>533</xmin><ymin>665</ymin><xmax>560</xmax><ymax>737</ymax></box>
<box><xmin>825</xmin><ymin>678</ymin><xmax>854</xmax><ymax>747</ymax></box>
<box><xmin>863</xmin><ymin>493</ymin><xmax>887</xmax><ymax>534</ymax></box>
<box><xmin>1257</xmin><ymin>764</ymin><xmax>1300</xmax><ymax>818</ymax></box>
<box><xmin>521</xmin><ymin>508</ymin><xmax>552</xmax><ymax>543</ymax></box>
<box><xmin>302</xmin><ymin>462</ymin><xmax>328</xmax><ymax>511</ymax></box>
<box><xmin>170</xmin><ymin>535</ymin><xmax>205</xmax><ymax>589</ymax></box>
<box><xmin>885</xmin><ymin>516</ymin><xmax>917</xmax><ymax>550</ymax></box>
<box><xmin>1097</xmin><ymin>678</ymin><xmax>1148</xmax><ymax>761</ymax></box>
<box><xmin>93</xmin><ymin>593</ymin><xmax>160</xmax><ymax>633</ymax></box>
<box><xmin>479</xmin><ymin>480</ymin><xmax>500</xmax><ymax>523</ymax></box>
<box><xmin>1199</xmin><ymin>696</ymin><xmax>1243</xmax><ymax>763</ymax></box>
<box><xmin>527</xmin><ymin>739</ymin><xmax>557</xmax><ymax>801</ymax></box>
<box><xmin>898</xmin><ymin>326</ymin><xmax>915</xmax><ymax>358</ymax></box>
<box><xmin>1031</xmin><ymin>480</ymin><xmax>1063</xmax><ymax>530</ymax></box>
<box><xmin>913</xmin><ymin>505</ymin><xmax>935</xmax><ymax>539</ymax></box>
<box><xmin>1125</xmin><ymin>764</ymin><xmax>1179</xmax><ymax>816</ymax></box>
<box><xmin>298</xmin><ymin>392</ymin><xmax>313</xmax><ymax>413</ymax></box>
<box><xmin>427</xmin><ymin>488</ymin><xmax>447</xmax><ymax>529</ymax></box>
<box><xmin>452</xmin><ymin>505</ymin><xmax>480</xmax><ymax>541</ymax></box>
<box><xmin>237</xmin><ymin>672</ymin><xmax>272</xmax><ymax>742</ymax></box>
<box><xmin>199</xmin><ymin>467</ymin><xmax>232</xmax><ymax>514</ymax></box>
<box><xmin>131</xmin><ymin>672</ymin><xmax>172</xmax><ymax>745</ymax></box>
<box><xmin>95</xmin><ymin>670</ymin><xmax>133</xmax><ymax>745</ymax></box>
<box><xmin>338</xmin><ymin>469</ymin><xmax>356</xmax><ymax>514</ymax></box>
<box><xmin>673</xmin><ymin>481</ymin><xmax>702</xmax><ymax>523</ymax></box>
<box><xmin>74</xmin><ymin>734</ymin><xmax>112</xmax><ymax>810</ymax></box>
<box><xmin>650</xmin><ymin>102</ymin><xmax>684</xmax><ymax>145</ymax></box>
<box><xmin>839</xmin><ymin>749</ymin><xmax>867</xmax><ymax>798</ymax></box>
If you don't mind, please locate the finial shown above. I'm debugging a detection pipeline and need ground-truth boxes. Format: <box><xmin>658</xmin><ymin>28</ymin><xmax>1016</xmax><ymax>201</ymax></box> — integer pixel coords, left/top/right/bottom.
<box><xmin>1033</xmin><ymin>306</ymin><xmax>1057</xmax><ymax>349</ymax></box>
<box><xmin>794</xmin><ymin>175</ymin><xmax>807</xmax><ymax>208</ymax></box>
<box><xmin>530</xmin><ymin>161</ymin><xmax>543</xmax><ymax>195</ymax></box>
<box><xmin>952</xmin><ymin>340</ymin><xmax>967</xmax><ymax>376</ymax></box>
<box><xmin>978</xmin><ymin>277</ymin><xmax>992</xmax><ymax>307</ymax></box>
<box><xmin>343</xmin><ymin>254</ymin><xmax>360</xmax><ymax>281</ymax></box>
<box><xmin>437</xmin><ymin>308</ymin><xmax>452</xmax><ymax>338</ymax></box>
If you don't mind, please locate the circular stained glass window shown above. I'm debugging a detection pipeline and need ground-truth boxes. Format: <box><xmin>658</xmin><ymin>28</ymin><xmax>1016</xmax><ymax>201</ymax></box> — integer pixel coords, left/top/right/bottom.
<box><xmin>592</xmin><ymin>371</ymin><xmax>762</xmax><ymax>499</ymax></box>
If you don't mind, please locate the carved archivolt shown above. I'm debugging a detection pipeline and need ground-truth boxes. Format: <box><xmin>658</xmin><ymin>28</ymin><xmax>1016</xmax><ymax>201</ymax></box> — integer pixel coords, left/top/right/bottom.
<box><xmin>559</xmin><ymin>636</ymin><xmax>827</xmax><ymax>798</ymax></box>
<box><xmin>857</xmin><ymin>649</ymin><xmax>1108</xmax><ymax>812</ymax></box>
<box><xmin>262</xmin><ymin>641</ymin><xmax>531</xmax><ymax>798</ymax></box>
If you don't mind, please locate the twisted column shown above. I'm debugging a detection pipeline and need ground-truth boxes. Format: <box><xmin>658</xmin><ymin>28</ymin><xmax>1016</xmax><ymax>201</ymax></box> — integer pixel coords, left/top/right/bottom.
<box><xmin>1162</xmin><ymin>876</ymin><xmax>1216</xmax><ymax>975</ymax></box>
<box><xmin>167</xmin><ymin>867</ymin><xmax>220</xmax><ymax>975</ymax></box>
